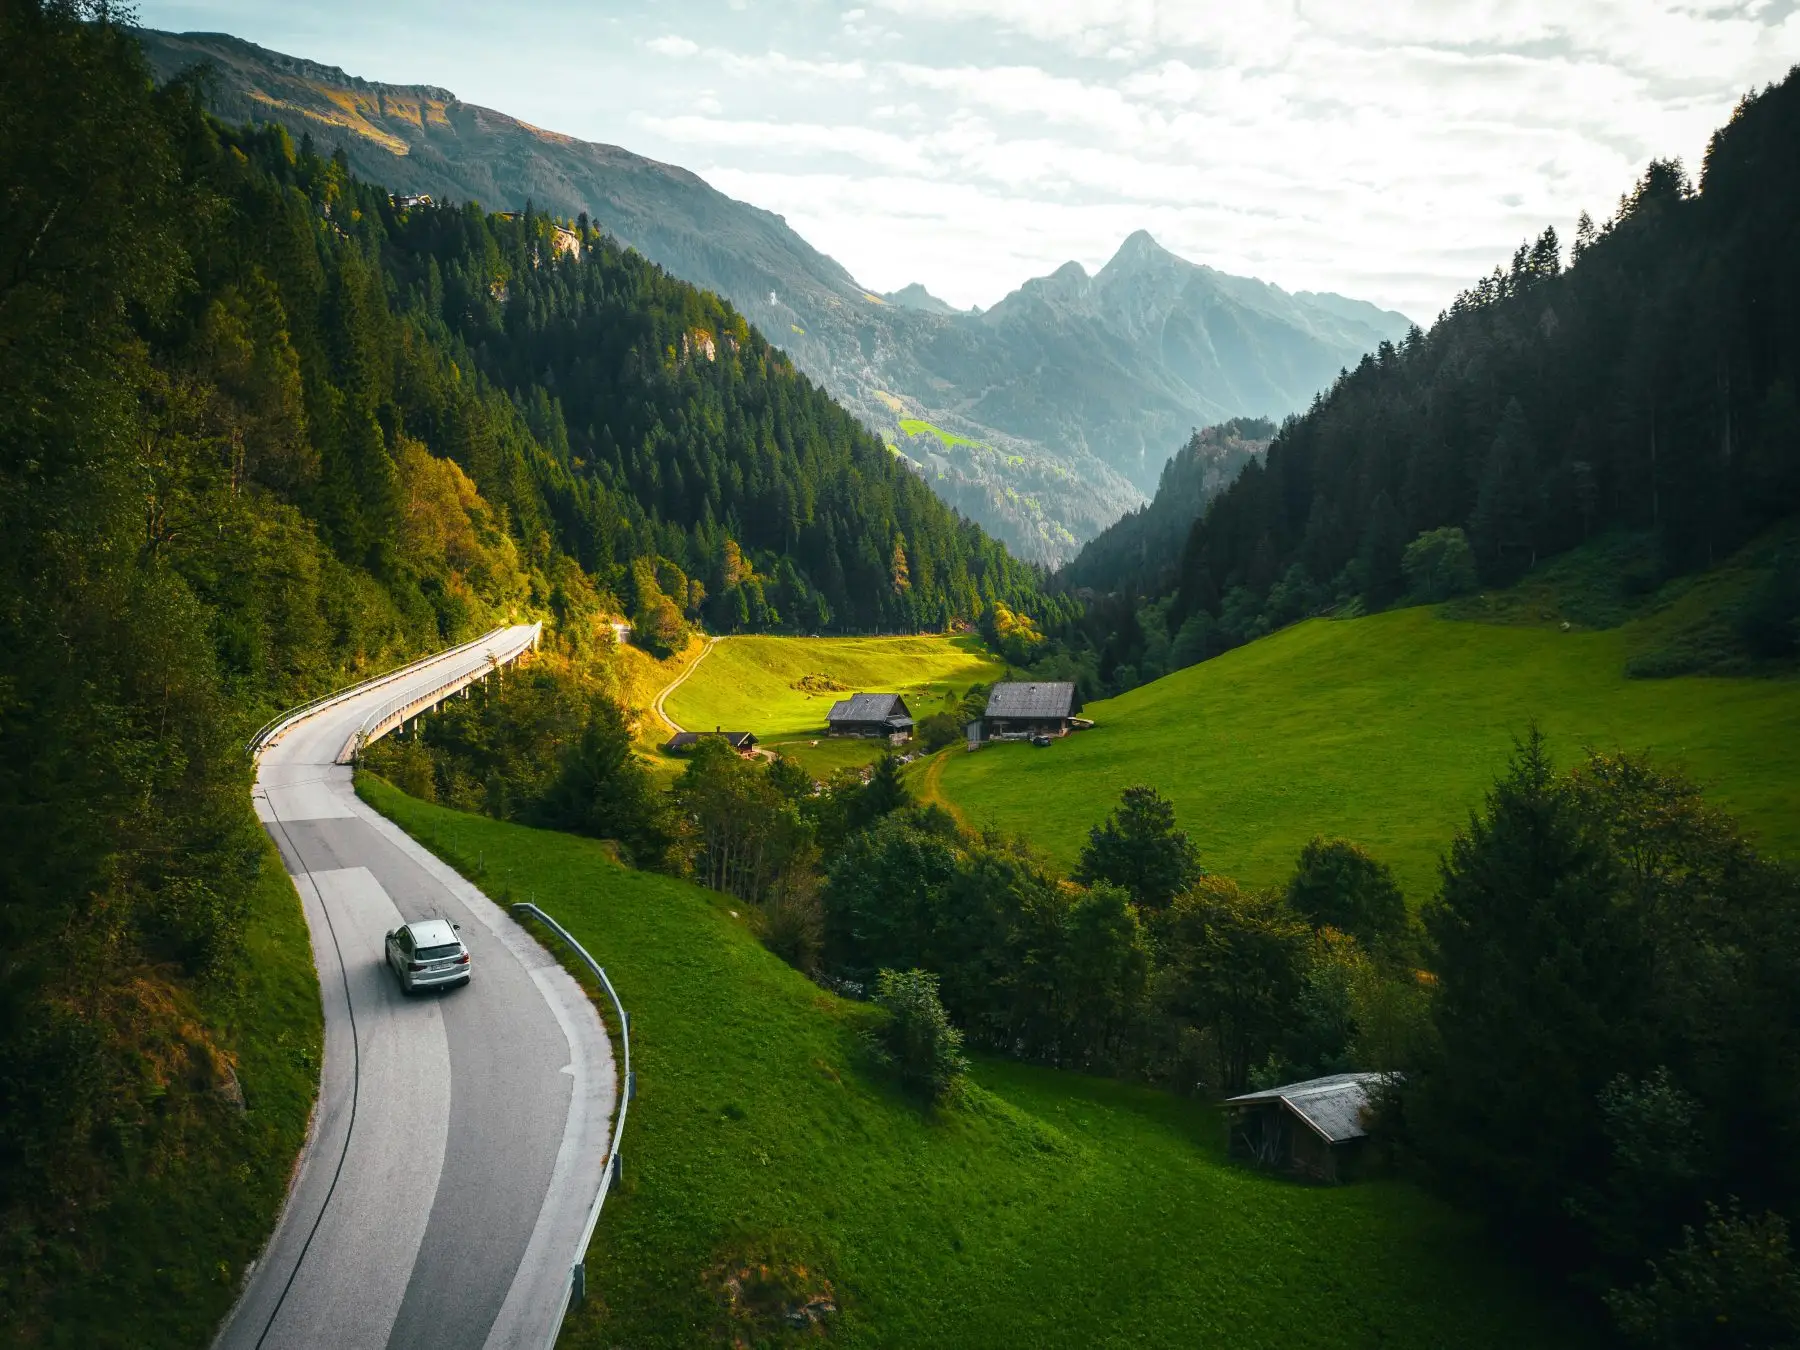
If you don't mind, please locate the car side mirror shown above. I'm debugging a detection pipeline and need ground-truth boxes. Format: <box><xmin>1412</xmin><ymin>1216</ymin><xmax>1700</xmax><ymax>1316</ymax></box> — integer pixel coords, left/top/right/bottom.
<box><xmin>452</xmin><ymin>922</ymin><xmax>461</xmax><ymax>931</ymax></box>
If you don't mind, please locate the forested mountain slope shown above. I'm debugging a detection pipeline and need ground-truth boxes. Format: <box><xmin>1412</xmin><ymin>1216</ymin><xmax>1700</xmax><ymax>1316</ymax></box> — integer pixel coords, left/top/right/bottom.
<box><xmin>0</xmin><ymin>8</ymin><xmax>1054</xmax><ymax>1338</ymax></box>
<box><xmin>1060</xmin><ymin>418</ymin><xmax>1274</xmax><ymax>598</ymax></box>
<box><xmin>136</xmin><ymin>28</ymin><xmax>1410</xmax><ymax>563</ymax></box>
<box><xmin>1163</xmin><ymin>68</ymin><xmax>1800</xmax><ymax>652</ymax></box>
<box><xmin>976</xmin><ymin>70</ymin><xmax>1799</xmax><ymax>707</ymax></box>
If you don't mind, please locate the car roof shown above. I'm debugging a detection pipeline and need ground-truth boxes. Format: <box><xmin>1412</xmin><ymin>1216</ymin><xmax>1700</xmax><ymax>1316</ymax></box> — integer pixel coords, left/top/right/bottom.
<box><xmin>404</xmin><ymin>918</ymin><xmax>459</xmax><ymax>946</ymax></box>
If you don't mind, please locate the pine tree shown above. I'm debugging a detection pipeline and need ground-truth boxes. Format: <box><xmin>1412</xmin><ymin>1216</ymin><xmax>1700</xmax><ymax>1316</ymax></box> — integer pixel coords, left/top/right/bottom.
<box><xmin>1074</xmin><ymin>785</ymin><xmax>1203</xmax><ymax>910</ymax></box>
<box><xmin>1410</xmin><ymin>730</ymin><xmax>1645</xmax><ymax>1253</ymax></box>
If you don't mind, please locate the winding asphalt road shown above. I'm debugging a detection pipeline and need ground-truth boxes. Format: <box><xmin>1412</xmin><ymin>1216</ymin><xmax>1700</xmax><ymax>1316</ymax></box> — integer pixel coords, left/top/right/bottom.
<box><xmin>223</xmin><ymin>627</ymin><xmax>616</xmax><ymax>1350</ymax></box>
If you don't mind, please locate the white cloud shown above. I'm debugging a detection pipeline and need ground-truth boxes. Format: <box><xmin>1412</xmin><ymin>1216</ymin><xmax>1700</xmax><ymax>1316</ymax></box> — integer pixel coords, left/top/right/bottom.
<box><xmin>678</xmin><ymin>2</ymin><xmax>1791</xmax><ymax>316</ymax></box>
<box><xmin>166</xmin><ymin>0</ymin><xmax>1800</xmax><ymax>321</ymax></box>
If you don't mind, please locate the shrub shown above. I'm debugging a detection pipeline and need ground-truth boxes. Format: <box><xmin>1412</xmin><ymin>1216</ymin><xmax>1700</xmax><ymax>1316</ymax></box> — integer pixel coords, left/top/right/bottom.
<box><xmin>1737</xmin><ymin>553</ymin><xmax>1800</xmax><ymax>658</ymax></box>
<box><xmin>872</xmin><ymin>968</ymin><xmax>968</xmax><ymax>1104</ymax></box>
<box><xmin>1606</xmin><ymin>1204</ymin><xmax>1800</xmax><ymax>1349</ymax></box>
<box><xmin>758</xmin><ymin>886</ymin><xmax>825</xmax><ymax>975</ymax></box>
<box><xmin>915</xmin><ymin>711</ymin><xmax>963</xmax><ymax>751</ymax></box>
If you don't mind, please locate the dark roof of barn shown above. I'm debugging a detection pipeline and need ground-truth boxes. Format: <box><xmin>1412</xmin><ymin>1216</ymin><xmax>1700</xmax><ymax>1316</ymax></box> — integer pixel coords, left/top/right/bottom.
<box><xmin>665</xmin><ymin>730</ymin><xmax>757</xmax><ymax>751</ymax></box>
<box><xmin>984</xmin><ymin>682</ymin><xmax>1080</xmax><ymax>720</ymax></box>
<box><xmin>827</xmin><ymin>693</ymin><xmax>910</xmax><ymax>723</ymax></box>
<box><xmin>1225</xmin><ymin>1072</ymin><xmax>1390</xmax><ymax>1144</ymax></box>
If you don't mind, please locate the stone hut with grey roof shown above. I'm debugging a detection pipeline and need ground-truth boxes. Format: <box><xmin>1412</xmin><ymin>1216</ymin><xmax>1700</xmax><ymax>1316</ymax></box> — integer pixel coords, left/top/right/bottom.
<box><xmin>825</xmin><ymin>693</ymin><xmax>914</xmax><ymax>743</ymax></box>
<box><xmin>1225</xmin><ymin>1072</ymin><xmax>1391</xmax><ymax>1182</ymax></box>
<box><xmin>969</xmin><ymin>681</ymin><xmax>1085</xmax><ymax>744</ymax></box>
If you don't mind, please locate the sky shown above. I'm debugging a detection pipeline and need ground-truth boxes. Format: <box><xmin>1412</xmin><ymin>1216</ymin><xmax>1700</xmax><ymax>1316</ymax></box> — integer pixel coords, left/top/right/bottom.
<box><xmin>139</xmin><ymin>1</ymin><xmax>1800</xmax><ymax>321</ymax></box>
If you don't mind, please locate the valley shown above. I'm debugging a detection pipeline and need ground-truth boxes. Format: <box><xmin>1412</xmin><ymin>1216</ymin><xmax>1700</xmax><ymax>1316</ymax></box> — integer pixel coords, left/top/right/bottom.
<box><xmin>11</xmin><ymin>7</ymin><xmax>1800</xmax><ymax>1348</ymax></box>
<box><xmin>659</xmin><ymin>633</ymin><xmax>1003</xmax><ymax>777</ymax></box>
<box><xmin>630</xmin><ymin>556</ymin><xmax>1800</xmax><ymax>904</ymax></box>
<box><xmin>360</xmin><ymin>776</ymin><xmax>1578</xmax><ymax>1350</ymax></box>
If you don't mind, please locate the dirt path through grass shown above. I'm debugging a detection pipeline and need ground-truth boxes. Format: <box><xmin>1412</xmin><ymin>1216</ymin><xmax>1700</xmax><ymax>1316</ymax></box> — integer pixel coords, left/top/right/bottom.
<box><xmin>914</xmin><ymin>747</ymin><xmax>968</xmax><ymax>828</ymax></box>
<box><xmin>650</xmin><ymin>635</ymin><xmax>718</xmax><ymax>735</ymax></box>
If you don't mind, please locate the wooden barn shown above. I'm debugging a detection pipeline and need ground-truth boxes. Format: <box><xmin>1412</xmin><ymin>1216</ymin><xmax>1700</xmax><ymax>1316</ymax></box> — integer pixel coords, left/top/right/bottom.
<box><xmin>826</xmin><ymin>693</ymin><xmax>914</xmax><ymax>744</ymax></box>
<box><xmin>1224</xmin><ymin>1072</ymin><xmax>1389</xmax><ymax>1182</ymax></box>
<box><xmin>969</xmin><ymin>681</ymin><xmax>1084</xmax><ymax>744</ymax></box>
<box><xmin>663</xmin><ymin>729</ymin><xmax>758</xmax><ymax>756</ymax></box>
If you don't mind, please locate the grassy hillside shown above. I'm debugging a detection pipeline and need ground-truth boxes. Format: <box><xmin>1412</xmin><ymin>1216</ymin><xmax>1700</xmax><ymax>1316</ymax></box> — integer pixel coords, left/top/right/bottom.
<box><xmin>358</xmin><ymin>776</ymin><xmax>1577</xmax><ymax>1349</ymax></box>
<box><xmin>927</xmin><ymin>605</ymin><xmax>1800</xmax><ymax>902</ymax></box>
<box><xmin>663</xmin><ymin>634</ymin><xmax>1005</xmax><ymax>775</ymax></box>
<box><xmin>899</xmin><ymin>417</ymin><xmax>982</xmax><ymax>449</ymax></box>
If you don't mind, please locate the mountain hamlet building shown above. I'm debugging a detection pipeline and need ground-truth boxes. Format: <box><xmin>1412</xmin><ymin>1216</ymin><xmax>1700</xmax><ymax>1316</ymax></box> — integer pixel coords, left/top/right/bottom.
<box><xmin>1225</xmin><ymin>1074</ymin><xmax>1390</xmax><ymax>1183</ymax></box>
<box><xmin>968</xmin><ymin>682</ymin><xmax>1086</xmax><ymax>745</ymax></box>
<box><xmin>664</xmin><ymin>730</ymin><xmax>759</xmax><ymax>755</ymax></box>
<box><xmin>826</xmin><ymin>693</ymin><xmax>915</xmax><ymax>743</ymax></box>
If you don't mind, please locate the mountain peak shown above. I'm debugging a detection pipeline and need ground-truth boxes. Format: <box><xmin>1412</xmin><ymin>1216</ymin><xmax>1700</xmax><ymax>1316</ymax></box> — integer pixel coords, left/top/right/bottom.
<box><xmin>1104</xmin><ymin>229</ymin><xmax>1181</xmax><ymax>273</ymax></box>
<box><xmin>880</xmin><ymin>282</ymin><xmax>960</xmax><ymax>315</ymax></box>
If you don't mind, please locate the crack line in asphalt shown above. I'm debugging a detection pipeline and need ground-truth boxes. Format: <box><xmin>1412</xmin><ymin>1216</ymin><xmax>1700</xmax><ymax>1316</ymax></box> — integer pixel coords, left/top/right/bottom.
<box><xmin>254</xmin><ymin>790</ymin><xmax>366</xmax><ymax>1350</ymax></box>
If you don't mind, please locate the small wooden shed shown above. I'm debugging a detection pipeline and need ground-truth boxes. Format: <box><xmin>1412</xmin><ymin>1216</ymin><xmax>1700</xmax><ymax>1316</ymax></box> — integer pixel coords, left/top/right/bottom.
<box><xmin>1224</xmin><ymin>1072</ymin><xmax>1389</xmax><ymax>1182</ymax></box>
<box><xmin>664</xmin><ymin>729</ymin><xmax>758</xmax><ymax>756</ymax></box>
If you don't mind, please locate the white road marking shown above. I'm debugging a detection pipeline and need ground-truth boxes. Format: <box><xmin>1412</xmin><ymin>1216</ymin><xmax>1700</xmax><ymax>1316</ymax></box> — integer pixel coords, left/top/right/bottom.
<box><xmin>482</xmin><ymin>962</ymin><xmax>618</xmax><ymax>1350</ymax></box>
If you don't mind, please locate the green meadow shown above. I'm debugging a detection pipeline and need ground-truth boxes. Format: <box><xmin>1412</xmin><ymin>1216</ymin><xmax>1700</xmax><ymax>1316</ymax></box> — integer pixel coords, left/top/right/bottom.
<box><xmin>927</xmin><ymin>606</ymin><xmax>1800</xmax><ymax>902</ymax></box>
<box><xmin>663</xmin><ymin>633</ymin><xmax>1003</xmax><ymax>775</ymax></box>
<box><xmin>898</xmin><ymin>416</ymin><xmax>983</xmax><ymax>450</ymax></box>
<box><xmin>359</xmin><ymin>777</ymin><xmax>1577</xmax><ymax>1349</ymax></box>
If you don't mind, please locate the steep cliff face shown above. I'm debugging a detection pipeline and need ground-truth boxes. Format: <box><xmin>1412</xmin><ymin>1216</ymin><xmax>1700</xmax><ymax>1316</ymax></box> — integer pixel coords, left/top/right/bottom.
<box><xmin>141</xmin><ymin>29</ymin><xmax>1409</xmax><ymax>564</ymax></box>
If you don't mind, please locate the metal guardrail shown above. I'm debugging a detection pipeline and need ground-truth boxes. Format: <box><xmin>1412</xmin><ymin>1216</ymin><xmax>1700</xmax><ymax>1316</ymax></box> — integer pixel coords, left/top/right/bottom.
<box><xmin>509</xmin><ymin>901</ymin><xmax>632</xmax><ymax>1338</ymax></box>
<box><xmin>246</xmin><ymin>625</ymin><xmax>529</xmax><ymax>759</ymax></box>
<box><xmin>335</xmin><ymin>623</ymin><xmax>540</xmax><ymax>764</ymax></box>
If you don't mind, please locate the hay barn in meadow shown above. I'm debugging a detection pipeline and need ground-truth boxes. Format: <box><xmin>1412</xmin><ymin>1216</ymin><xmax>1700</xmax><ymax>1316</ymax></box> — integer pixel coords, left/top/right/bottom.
<box><xmin>1224</xmin><ymin>1072</ymin><xmax>1389</xmax><ymax>1182</ymax></box>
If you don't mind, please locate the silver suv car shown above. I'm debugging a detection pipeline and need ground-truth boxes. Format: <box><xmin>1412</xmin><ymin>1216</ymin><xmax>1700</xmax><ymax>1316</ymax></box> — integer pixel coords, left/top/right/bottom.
<box><xmin>385</xmin><ymin>918</ymin><xmax>470</xmax><ymax>994</ymax></box>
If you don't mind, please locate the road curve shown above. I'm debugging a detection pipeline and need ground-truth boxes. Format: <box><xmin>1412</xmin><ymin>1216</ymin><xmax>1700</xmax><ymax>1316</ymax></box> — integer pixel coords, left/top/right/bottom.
<box><xmin>222</xmin><ymin>627</ymin><xmax>616</xmax><ymax>1350</ymax></box>
<box><xmin>650</xmin><ymin>635</ymin><xmax>717</xmax><ymax>736</ymax></box>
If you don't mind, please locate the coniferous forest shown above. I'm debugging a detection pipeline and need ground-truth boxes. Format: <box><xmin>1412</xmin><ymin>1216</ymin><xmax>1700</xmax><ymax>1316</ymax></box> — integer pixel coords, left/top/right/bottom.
<box><xmin>1167</xmin><ymin>81</ymin><xmax>1800</xmax><ymax>637</ymax></box>
<box><xmin>1026</xmin><ymin>72</ymin><xmax>1800</xmax><ymax>699</ymax></box>
<box><xmin>0</xmin><ymin>4</ymin><xmax>1059</xmax><ymax>1330</ymax></box>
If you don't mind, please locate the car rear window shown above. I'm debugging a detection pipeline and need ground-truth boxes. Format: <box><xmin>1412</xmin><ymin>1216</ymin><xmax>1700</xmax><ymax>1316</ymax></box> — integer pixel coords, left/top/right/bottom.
<box><xmin>416</xmin><ymin>943</ymin><xmax>461</xmax><ymax>960</ymax></box>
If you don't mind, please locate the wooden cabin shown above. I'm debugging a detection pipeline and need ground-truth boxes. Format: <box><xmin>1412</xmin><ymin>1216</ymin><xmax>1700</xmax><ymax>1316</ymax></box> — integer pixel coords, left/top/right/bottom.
<box><xmin>825</xmin><ymin>693</ymin><xmax>914</xmax><ymax>744</ymax></box>
<box><xmin>1224</xmin><ymin>1072</ymin><xmax>1389</xmax><ymax>1182</ymax></box>
<box><xmin>969</xmin><ymin>682</ymin><xmax>1084</xmax><ymax>743</ymax></box>
<box><xmin>663</xmin><ymin>729</ymin><xmax>758</xmax><ymax>756</ymax></box>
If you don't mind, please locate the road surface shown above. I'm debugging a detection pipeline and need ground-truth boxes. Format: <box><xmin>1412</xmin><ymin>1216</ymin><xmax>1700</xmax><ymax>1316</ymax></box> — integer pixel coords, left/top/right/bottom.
<box><xmin>222</xmin><ymin>627</ymin><xmax>615</xmax><ymax>1350</ymax></box>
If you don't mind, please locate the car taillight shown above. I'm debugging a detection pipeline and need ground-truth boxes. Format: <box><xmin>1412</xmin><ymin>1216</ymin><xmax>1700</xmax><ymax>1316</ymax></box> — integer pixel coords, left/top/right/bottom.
<box><xmin>455</xmin><ymin>952</ymin><xmax>470</xmax><ymax>965</ymax></box>
<box><xmin>409</xmin><ymin>961</ymin><xmax>426</xmax><ymax>972</ymax></box>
